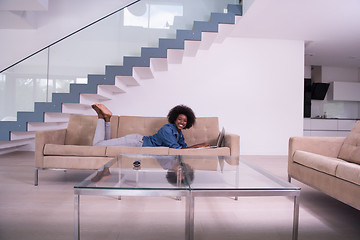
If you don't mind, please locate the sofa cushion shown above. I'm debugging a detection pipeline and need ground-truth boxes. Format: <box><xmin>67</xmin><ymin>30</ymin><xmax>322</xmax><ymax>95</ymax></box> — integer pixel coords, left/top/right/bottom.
<box><xmin>336</xmin><ymin>161</ymin><xmax>360</xmax><ymax>186</ymax></box>
<box><xmin>338</xmin><ymin>121</ymin><xmax>360</xmax><ymax>164</ymax></box>
<box><xmin>106</xmin><ymin>146</ymin><xmax>169</xmax><ymax>156</ymax></box>
<box><xmin>293</xmin><ymin>150</ymin><xmax>344</xmax><ymax>176</ymax></box>
<box><xmin>44</xmin><ymin>144</ymin><xmax>107</xmax><ymax>156</ymax></box>
<box><xmin>43</xmin><ymin>156</ymin><xmax>110</xmax><ymax>169</ymax></box>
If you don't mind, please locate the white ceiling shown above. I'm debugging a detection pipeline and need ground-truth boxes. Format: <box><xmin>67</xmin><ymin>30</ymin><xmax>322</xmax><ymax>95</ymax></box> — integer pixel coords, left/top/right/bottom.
<box><xmin>1</xmin><ymin>0</ymin><xmax>359</xmax><ymax>68</ymax></box>
<box><xmin>232</xmin><ymin>0</ymin><xmax>360</xmax><ymax>68</ymax></box>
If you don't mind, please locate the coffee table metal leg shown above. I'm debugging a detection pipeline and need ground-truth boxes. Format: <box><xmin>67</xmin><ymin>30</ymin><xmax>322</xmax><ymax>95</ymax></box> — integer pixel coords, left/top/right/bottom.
<box><xmin>292</xmin><ymin>195</ymin><xmax>300</xmax><ymax>240</ymax></box>
<box><xmin>75</xmin><ymin>194</ymin><xmax>80</xmax><ymax>240</ymax></box>
<box><xmin>185</xmin><ymin>195</ymin><xmax>194</xmax><ymax>240</ymax></box>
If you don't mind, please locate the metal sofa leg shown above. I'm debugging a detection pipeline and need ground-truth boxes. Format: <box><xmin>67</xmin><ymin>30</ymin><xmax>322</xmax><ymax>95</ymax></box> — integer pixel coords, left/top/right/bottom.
<box><xmin>35</xmin><ymin>168</ymin><xmax>39</xmax><ymax>186</ymax></box>
<box><xmin>288</xmin><ymin>175</ymin><xmax>292</xmax><ymax>183</ymax></box>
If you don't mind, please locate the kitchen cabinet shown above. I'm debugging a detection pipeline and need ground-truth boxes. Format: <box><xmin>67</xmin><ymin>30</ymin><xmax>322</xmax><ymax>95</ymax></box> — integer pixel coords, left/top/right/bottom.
<box><xmin>303</xmin><ymin>118</ymin><xmax>356</xmax><ymax>137</ymax></box>
<box><xmin>328</xmin><ymin>82</ymin><xmax>360</xmax><ymax>101</ymax></box>
<box><xmin>338</xmin><ymin>120</ymin><xmax>357</xmax><ymax>131</ymax></box>
<box><xmin>309</xmin><ymin>119</ymin><xmax>337</xmax><ymax>130</ymax></box>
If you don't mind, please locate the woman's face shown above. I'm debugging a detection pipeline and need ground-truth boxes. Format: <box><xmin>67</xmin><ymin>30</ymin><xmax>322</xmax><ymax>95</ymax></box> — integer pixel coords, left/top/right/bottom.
<box><xmin>175</xmin><ymin>114</ymin><xmax>187</xmax><ymax>131</ymax></box>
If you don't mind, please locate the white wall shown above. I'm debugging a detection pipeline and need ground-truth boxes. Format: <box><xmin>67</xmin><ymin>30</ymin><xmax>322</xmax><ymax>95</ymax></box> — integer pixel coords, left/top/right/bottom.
<box><xmin>104</xmin><ymin>37</ymin><xmax>304</xmax><ymax>155</ymax></box>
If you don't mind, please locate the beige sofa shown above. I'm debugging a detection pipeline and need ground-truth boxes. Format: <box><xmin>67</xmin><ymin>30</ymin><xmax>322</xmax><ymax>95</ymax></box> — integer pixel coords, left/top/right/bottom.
<box><xmin>288</xmin><ymin>121</ymin><xmax>360</xmax><ymax>210</ymax></box>
<box><xmin>35</xmin><ymin>114</ymin><xmax>240</xmax><ymax>185</ymax></box>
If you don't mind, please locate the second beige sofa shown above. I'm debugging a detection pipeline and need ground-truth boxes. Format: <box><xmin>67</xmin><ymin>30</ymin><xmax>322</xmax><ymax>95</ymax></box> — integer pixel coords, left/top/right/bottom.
<box><xmin>288</xmin><ymin>121</ymin><xmax>360</xmax><ymax>210</ymax></box>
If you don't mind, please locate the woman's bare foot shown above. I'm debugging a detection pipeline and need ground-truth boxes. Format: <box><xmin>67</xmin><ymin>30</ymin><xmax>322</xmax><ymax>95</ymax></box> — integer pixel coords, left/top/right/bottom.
<box><xmin>92</xmin><ymin>104</ymin><xmax>104</xmax><ymax>119</ymax></box>
<box><xmin>97</xmin><ymin>104</ymin><xmax>112</xmax><ymax>122</ymax></box>
<box><xmin>95</xmin><ymin>104</ymin><xmax>112</xmax><ymax>122</ymax></box>
<box><xmin>92</xmin><ymin>104</ymin><xmax>112</xmax><ymax>122</ymax></box>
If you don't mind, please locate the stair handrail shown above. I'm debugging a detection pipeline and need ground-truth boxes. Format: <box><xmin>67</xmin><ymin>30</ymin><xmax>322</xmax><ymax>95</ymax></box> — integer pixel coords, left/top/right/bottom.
<box><xmin>0</xmin><ymin>0</ymin><xmax>141</xmax><ymax>74</ymax></box>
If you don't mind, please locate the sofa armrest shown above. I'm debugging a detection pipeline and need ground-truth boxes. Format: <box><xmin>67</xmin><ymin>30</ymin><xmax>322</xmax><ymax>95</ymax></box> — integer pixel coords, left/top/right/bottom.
<box><xmin>288</xmin><ymin>136</ymin><xmax>345</xmax><ymax>164</ymax></box>
<box><xmin>224</xmin><ymin>133</ymin><xmax>240</xmax><ymax>156</ymax></box>
<box><xmin>35</xmin><ymin>129</ymin><xmax>67</xmax><ymax>168</ymax></box>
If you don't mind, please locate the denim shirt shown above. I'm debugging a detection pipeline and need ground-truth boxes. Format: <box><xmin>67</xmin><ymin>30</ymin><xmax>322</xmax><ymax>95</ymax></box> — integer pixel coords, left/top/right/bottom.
<box><xmin>142</xmin><ymin>124</ymin><xmax>187</xmax><ymax>149</ymax></box>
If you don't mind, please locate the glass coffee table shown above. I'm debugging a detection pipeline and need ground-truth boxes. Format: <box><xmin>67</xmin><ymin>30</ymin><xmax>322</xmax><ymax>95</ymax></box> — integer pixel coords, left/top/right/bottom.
<box><xmin>74</xmin><ymin>154</ymin><xmax>300</xmax><ymax>240</ymax></box>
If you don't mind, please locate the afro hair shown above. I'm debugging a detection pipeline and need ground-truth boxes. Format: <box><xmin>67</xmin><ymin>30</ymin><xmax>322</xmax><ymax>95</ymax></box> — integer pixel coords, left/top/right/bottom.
<box><xmin>167</xmin><ymin>105</ymin><xmax>196</xmax><ymax>129</ymax></box>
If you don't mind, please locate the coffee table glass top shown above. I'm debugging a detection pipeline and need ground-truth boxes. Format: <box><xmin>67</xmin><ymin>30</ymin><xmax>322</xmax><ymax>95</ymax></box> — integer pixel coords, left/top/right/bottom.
<box><xmin>74</xmin><ymin>154</ymin><xmax>299</xmax><ymax>192</ymax></box>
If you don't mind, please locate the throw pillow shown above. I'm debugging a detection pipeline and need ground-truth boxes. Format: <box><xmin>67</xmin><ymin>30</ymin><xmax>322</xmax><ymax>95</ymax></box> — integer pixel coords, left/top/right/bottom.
<box><xmin>338</xmin><ymin>121</ymin><xmax>360</xmax><ymax>164</ymax></box>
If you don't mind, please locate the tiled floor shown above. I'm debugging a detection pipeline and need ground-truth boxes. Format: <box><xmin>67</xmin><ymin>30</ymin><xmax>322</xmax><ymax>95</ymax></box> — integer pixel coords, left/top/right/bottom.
<box><xmin>0</xmin><ymin>151</ymin><xmax>359</xmax><ymax>240</ymax></box>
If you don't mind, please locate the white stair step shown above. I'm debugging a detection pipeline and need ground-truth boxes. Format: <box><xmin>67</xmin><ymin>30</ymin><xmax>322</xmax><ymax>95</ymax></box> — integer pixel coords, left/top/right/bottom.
<box><xmin>199</xmin><ymin>32</ymin><xmax>217</xmax><ymax>50</ymax></box>
<box><xmin>27</xmin><ymin>122</ymin><xmax>68</xmax><ymax>131</ymax></box>
<box><xmin>150</xmin><ymin>58</ymin><xmax>168</xmax><ymax>72</ymax></box>
<box><xmin>114</xmin><ymin>77</ymin><xmax>130</xmax><ymax>92</ymax></box>
<box><xmin>62</xmin><ymin>103</ymin><xmax>94</xmax><ymax>115</ymax></box>
<box><xmin>10</xmin><ymin>131</ymin><xmax>35</xmax><ymax>141</ymax></box>
<box><xmin>97</xmin><ymin>85</ymin><xmax>126</xmax><ymax>99</ymax></box>
<box><xmin>80</xmin><ymin>93</ymin><xmax>111</xmax><ymax>105</ymax></box>
<box><xmin>184</xmin><ymin>40</ymin><xmax>201</xmax><ymax>57</ymax></box>
<box><xmin>96</xmin><ymin>81</ymin><xmax>128</xmax><ymax>99</ymax></box>
<box><xmin>167</xmin><ymin>49</ymin><xmax>184</xmax><ymax>64</ymax></box>
<box><xmin>215</xmin><ymin>23</ymin><xmax>235</xmax><ymax>43</ymax></box>
<box><xmin>235</xmin><ymin>15</ymin><xmax>242</xmax><ymax>24</ymax></box>
<box><xmin>133</xmin><ymin>67</ymin><xmax>154</xmax><ymax>80</ymax></box>
<box><xmin>115</xmin><ymin>76</ymin><xmax>140</xmax><ymax>86</ymax></box>
<box><xmin>0</xmin><ymin>138</ymin><xmax>33</xmax><ymax>151</ymax></box>
<box><xmin>44</xmin><ymin>112</ymin><xmax>70</xmax><ymax>123</ymax></box>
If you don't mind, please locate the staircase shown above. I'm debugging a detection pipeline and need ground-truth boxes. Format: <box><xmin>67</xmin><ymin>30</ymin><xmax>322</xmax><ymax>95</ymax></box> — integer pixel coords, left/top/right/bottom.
<box><xmin>0</xmin><ymin>4</ymin><xmax>242</xmax><ymax>148</ymax></box>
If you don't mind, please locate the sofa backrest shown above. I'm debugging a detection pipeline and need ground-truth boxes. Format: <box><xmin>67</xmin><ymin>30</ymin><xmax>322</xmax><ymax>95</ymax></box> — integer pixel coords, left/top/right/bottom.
<box><xmin>183</xmin><ymin>117</ymin><xmax>220</xmax><ymax>146</ymax></box>
<box><xmin>65</xmin><ymin>115</ymin><xmax>97</xmax><ymax>145</ymax></box>
<box><xmin>65</xmin><ymin>114</ymin><xmax>220</xmax><ymax>147</ymax></box>
<box><xmin>117</xmin><ymin>116</ymin><xmax>220</xmax><ymax>146</ymax></box>
<box><xmin>117</xmin><ymin>116</ymin><xmax>169</xmax><ymax>138</ymax></box>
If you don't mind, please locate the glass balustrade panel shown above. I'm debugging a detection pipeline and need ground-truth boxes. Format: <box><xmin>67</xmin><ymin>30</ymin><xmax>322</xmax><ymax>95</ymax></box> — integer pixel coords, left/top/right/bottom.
<box><xmin>0</xmin><ymin>49</ymin><xmax>48</xmax><ymax>121</ymax></box>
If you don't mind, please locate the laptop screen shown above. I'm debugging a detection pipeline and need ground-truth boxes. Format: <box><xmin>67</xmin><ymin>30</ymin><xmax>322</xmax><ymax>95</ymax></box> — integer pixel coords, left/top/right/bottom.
<box><xmin>216</xmin><ymin>127</ymin><xmax>225</xmax><ymax>147</ymax></box>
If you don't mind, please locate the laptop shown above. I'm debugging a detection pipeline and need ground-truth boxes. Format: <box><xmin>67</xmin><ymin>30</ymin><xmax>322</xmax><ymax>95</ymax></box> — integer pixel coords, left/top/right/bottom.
<box><xmin>197</xmin><ymin>127</ymin><xmax>225</xmax><ymax>149</ymax></box>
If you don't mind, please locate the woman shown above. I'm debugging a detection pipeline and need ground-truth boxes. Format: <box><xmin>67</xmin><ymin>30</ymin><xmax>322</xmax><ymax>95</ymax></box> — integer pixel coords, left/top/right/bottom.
<box><xmin>91</xmin><ymin>104</ymin><xmax>210</xmax><ymax>149</ymax></box>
